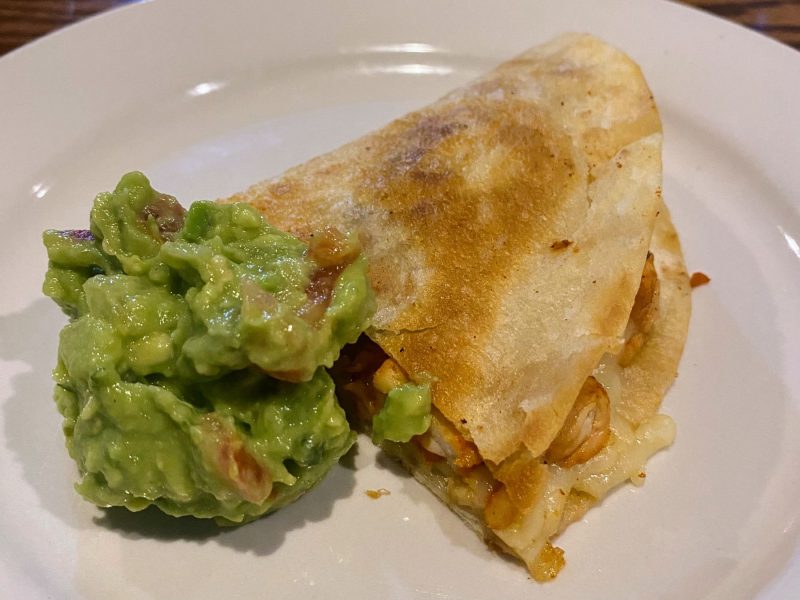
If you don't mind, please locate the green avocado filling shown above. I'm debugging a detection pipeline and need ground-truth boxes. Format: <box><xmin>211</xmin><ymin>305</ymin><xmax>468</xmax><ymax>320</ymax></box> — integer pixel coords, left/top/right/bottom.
<box><xmin>372</xmin><ymin>383</ymin><xmax>432</xmax><ymax>444</ymax></box>
<box><xmin>43</xmin><ymin>171</ymin><xmax>375</xmax><ymax>523</ymax></box>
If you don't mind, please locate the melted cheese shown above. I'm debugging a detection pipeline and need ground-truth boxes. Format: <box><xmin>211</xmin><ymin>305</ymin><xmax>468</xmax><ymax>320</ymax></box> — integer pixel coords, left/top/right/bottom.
<box><xmin>491</xmin><ymin>353</ymin><xmax>676</xmax><ymax>574</ymax></box>
<box><xmin>383</xmin><ymin>354</ymin><xmax>676</xmax><ymax>579</ymax></box>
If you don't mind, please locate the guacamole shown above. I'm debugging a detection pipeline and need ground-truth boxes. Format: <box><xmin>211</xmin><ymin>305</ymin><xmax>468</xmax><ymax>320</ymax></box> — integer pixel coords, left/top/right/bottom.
<box><xmin>43</xmin><ymin>172</ymin><xmax>375</xmax><ymax>522</ymax></box>
<box><xmin>372</xmin><ymin>383</ymin><xmax>432</xmax><ymax>444</ymax></box>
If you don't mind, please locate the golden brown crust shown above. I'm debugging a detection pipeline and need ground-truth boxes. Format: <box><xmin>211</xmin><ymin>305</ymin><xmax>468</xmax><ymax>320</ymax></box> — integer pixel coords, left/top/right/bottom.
<box><xmin>226</xmin><ymin>33</ymin><xmax>668</xmax><ymax>465</ymax></box>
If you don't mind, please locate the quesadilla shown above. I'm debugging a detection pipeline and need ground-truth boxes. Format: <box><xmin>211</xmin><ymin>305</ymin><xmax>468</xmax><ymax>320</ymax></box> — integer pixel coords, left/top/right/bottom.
<box><xmin>227</xmin><ymin>33</ymin><xmax>691</xmax><ymax>579</ymax></box>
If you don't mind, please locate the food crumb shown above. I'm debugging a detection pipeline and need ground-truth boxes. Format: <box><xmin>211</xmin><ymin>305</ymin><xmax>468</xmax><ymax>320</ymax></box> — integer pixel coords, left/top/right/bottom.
<box><xmin>689</xmin><ymin>272</ymin><xmax>711</xmax><ymax>288</ymax></box>
<box><xmin>366</xmin><ymin>488</ymin><xmax>391</xmax><ymax>499</ymax></box>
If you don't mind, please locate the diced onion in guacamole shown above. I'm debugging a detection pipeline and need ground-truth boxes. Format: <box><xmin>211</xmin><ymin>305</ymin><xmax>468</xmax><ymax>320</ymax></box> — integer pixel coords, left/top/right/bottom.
<box><xmin>43</xmin><ymin>172</ymin><xmax>375</xmax><ymax>523</ymax></box>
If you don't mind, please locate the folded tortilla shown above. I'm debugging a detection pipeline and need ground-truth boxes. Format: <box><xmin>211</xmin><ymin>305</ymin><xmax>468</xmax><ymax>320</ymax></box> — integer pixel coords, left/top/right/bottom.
<box><xmin>226</xmin><ymin>33</ymin><xmax>691</xmax><ymax>579</ymax></box>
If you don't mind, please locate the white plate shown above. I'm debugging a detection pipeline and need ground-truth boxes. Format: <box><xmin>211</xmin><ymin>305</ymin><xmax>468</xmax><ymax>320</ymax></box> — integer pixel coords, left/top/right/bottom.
<box><xmin>1</xmin><ymin>0</ymin><xmax>799</xmax><ymax>598</ymax></box>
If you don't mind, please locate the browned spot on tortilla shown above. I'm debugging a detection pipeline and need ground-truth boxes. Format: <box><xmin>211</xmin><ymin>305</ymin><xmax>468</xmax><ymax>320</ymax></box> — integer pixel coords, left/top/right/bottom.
<box><xmin>550</xmin><ymin>239</ymin><xmax>573</xmax><ymax>250</ymax></box>
<box><xmin>387</xmin><ymin>115</ymin><xmax>467</xmax><ymax>173</ymax></box>
<box><xmin>410</xmin><ymin>200</ymin><xmax>436</xmax><ymax>218</ymax></box>
<box><xmin>358</xmin><ymin>97</ymin><xmax>578</xmax><ymax>432</ymax></box>
<box><xmin>270</xmin><ymin>182</ymin><xmax>293</xmax><ymax>197</ymax></box>
<box><xmin>411</xmin><ymin>169</ymin><xmax>450</xmax><ymax>183</ymax></box>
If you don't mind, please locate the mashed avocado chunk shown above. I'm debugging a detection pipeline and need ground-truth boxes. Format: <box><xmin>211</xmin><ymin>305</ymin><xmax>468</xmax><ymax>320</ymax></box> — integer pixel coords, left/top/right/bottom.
<box><xmin>43</xmin><ymin>172</ymin><xmax>374</xmax><ymax>522</ymax></box>
<box><xmin>372</xmin><ymin>383</ymin><xmax>432</xmax><ymax>444</ymax></box>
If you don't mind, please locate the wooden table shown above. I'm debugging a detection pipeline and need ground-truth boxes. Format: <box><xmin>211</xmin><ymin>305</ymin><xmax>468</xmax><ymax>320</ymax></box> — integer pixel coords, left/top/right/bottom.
<box><xmin>1</xmin><ymin>0</ymin><xmax>798</xmax><ymax>56</ymax></box>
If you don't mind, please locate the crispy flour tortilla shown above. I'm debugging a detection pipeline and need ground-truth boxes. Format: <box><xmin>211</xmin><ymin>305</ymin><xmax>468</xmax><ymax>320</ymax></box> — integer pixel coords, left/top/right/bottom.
<box><xmin>619</xmin><ymin>199</ymin><xmax>691</xmax><ymax>425</ymax></box>
<box><xmin>226</xmin><ymin>32</ymin><xmax>691</xmax><ymax>577</ymax></box>
<box><xmin>229</xmin><ymin>32</ymin><xmax>673</xmax><ymax>461</ymax></box>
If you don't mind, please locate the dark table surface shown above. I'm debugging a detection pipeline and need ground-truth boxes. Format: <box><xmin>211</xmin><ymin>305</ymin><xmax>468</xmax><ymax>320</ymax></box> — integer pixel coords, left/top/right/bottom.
<box><xmin>0</xmin><ymin>0</ymin><xmax>798</xmax><ymax>57</ymax></box>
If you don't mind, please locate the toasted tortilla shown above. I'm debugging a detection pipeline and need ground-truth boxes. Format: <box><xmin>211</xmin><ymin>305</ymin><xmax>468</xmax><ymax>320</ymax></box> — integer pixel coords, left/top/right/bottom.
<box><xmin>226</xmin><ymin>32</ymin><xmax>691</xmax><ymax>578</ymax></box>
<box><xmin>228</xmin><ymin>33</ymin><xmax>672</xmax><ymax>463</ymax></box>
<box><xmin>619</xmin><ymin>199</ymin><xmax>691</xmax><ymax>426</ymax></box>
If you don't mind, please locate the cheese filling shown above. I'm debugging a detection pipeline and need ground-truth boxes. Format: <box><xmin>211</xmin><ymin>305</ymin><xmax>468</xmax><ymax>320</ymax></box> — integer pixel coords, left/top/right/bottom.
<box><xmin>415</xmin><ymin>352</ymin><xmax>675</xmax><ymax>580</ymax></box>
<box><xmin>331</xmin><ymin>251</ymin><xmax>675</xmax><ymax>581</ymax></box>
